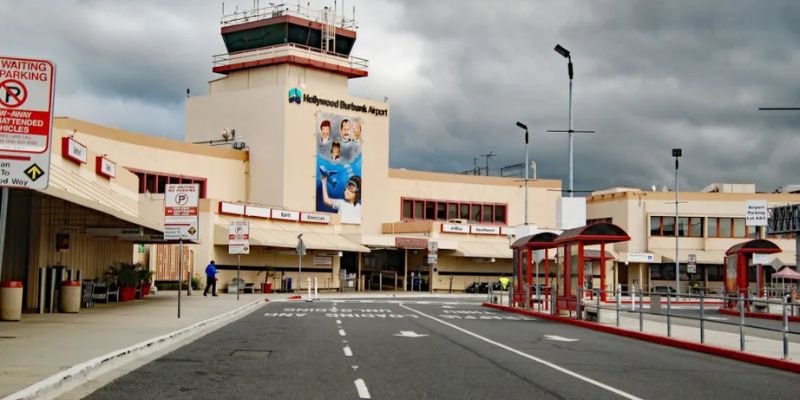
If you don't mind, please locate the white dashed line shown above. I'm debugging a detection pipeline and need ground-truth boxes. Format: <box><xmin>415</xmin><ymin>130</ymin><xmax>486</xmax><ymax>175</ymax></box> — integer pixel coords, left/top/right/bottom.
<box><xmin>354</xmin><ymin>379</ymin><xmax>371</xmax><ymax>398</ymax></box>
<box><xmin>339</xmin><ymin>329</ymin><xmax>347</xmax><ymax>336</ymax></box>
<box><xmin>336</xmin><ymin>319</ymin><xmax>342</xmax><ymax>324</ymax></box>
<box><xmin>343</xmin><ymin>346</ymin><xmax>353</xmax><ymax>357</ymax></box>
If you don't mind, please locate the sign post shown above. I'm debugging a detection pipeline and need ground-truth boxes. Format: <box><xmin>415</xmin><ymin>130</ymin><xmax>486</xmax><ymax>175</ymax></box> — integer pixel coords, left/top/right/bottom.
<box><xmin>296</xmin><ymin>234</ymin><xmax>306</xmax><ymax>292</ymax></box>
<box><xmin>0</xmin><ymin>56</ymin><xmax>56</xmax><ymax>280</ymax></box>
<box><xmin>688</xmin><ymin>254</ymin><xmax>697</xmax><ymax>274</ymax></box>
<box><xmin>164</xmin><ymin>184</ymin><xmax>199</xmax><ymax>318</ymax></box>
<box><xmin>228</xmin><ymin>220</ymin><xmax>249</xmax><ymax>301</ymax></box>
<box><xmin>427</xmin><ymin>240</ymin><xmax>438</xmax><ymax>265</ymax></box>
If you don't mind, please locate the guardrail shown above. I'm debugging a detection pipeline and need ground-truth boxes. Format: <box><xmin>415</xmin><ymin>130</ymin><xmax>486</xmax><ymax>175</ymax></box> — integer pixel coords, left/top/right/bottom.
<box><xmin>212</xmin><ymin>42</ymin><xmax>369</xmax><ymax>71</ymax></box>
<box><xmin>489</xmin><ymin>284</ymin><xmax>800</xmax><ymax>359</ymax></box>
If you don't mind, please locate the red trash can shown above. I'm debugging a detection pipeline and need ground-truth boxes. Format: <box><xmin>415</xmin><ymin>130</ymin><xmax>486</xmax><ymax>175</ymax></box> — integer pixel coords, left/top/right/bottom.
<box><xmin>59</xmin><ymin>280</ymin><xmax>82</xmax><ymax>313</ymax></box>
<box><xmin>261</xmin><ymin>282</ymin><xmax>272</xmax><ymax>294</ymax></box>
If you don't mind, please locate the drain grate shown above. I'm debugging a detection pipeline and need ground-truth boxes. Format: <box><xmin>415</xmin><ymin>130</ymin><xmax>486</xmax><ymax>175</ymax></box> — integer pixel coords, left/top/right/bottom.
<box><xmin>230</xmin><ymin>350</ymin><xmax>272</xmax><ymax>359</ymax></box>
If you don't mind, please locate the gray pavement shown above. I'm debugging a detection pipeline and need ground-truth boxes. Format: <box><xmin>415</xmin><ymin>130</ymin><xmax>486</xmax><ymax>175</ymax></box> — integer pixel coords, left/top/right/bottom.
<box><xmin>83</xmin><ymin>297</ymin><xmax>800</xmax><ymax>399</ymax></box>
<box><xmin>0</xmin><ymin>290</ymin><xmax>270</xmax><ymax>399</ymax></box>
<box><xmin>1</xmin><ymin>291</ymin><xmax>799</xmax><ymax>400</ymax></box>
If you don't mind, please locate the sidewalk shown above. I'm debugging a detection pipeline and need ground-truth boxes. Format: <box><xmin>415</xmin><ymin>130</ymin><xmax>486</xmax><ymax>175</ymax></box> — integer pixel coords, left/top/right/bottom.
<box><xmin>0</xmin><ymin>290</ymin><xmax>273</xmax><ymax>399</ymax></box>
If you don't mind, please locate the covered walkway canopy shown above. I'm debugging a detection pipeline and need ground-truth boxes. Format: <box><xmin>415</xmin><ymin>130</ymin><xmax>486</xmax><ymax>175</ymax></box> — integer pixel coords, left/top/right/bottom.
<box><xmin>511</xmin><ymin>232</ymin><xmax>558</xmax><ymax>308</ymax></box>
<box><xmin>213</xmin><ymin>223</ymin><xmax>369</xmax><ymax>253</ymax></box>
<box><xmin>553</xmin><ymin>222</ymin><xmax>630</xmax><ymax>310</ymax></box>
<box><xmin>725</xmin><ymin>239</ymin><xmax>782</xmax><ymax>302</ymax></box>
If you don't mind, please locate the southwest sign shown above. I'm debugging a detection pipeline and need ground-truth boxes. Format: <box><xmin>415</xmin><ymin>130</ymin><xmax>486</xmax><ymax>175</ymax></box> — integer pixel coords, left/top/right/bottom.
<box><xmin>0</xmin><ymin>56</ymin><xmax>55</xmax><ymax>189</ymax></box>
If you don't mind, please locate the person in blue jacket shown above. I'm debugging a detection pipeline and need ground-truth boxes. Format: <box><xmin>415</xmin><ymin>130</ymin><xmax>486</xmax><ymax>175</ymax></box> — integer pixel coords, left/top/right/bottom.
<box><xmin>203</xmin><ymin>260</ymin><xmax>218</xmax><ymax>297</ymax></box>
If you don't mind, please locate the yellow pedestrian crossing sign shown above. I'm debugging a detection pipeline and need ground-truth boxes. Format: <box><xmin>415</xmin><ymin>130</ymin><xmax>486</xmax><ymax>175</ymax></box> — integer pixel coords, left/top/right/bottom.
<box><xmin>24</xmin><ymin>163</ymin><xmax>44</xmax><ymax>181</ymax></box>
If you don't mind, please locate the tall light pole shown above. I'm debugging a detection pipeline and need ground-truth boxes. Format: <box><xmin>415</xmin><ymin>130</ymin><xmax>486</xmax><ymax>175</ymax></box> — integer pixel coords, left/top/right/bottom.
<box><xmin>673</xmin><ymin>148</ymin><xmax>682</xmax><ymax>295</ymax></box>
<box><xmin>548</xmin><ymin>44</ymin><xmax>594</xmax><ymax>197</ymax></box>
<box><xmin>516</xmin><ymin>121</ymin><xmax>530</xmax><ymax>225</ymax></box>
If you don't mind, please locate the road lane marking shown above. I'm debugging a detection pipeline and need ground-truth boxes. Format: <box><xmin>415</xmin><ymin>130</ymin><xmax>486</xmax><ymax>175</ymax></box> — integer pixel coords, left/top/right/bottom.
<box><xmin>393</xmin><ymin>331</ymin><xmax>428</xmax><ymax>338</ymax></box>
<box><xmin>336</xmin><ymin>319</ymin><xmax>342</xmax><ymax>324</ymax></box>
<box><xmin>344</xmin><ymin>346</ymin><xmax>353</xmax><ymax>357</ymax></box>
<box><xmin>355</xmin><ymin>379</ymin><xmax>371</xmax><ymax>398</ymax></box>
<box><xmin>339</xmin><ymin>329</ymin><xmax>347</xmax><ymax>336</ymax></box>
<box><xmin>400</xmin><ymin>304</ymin><xmax>644</xmax><ymax>400</ymax></box>
<box><xmin>544</xmin><ymin>335</ymin><xmax>580</xmax><ymax>342</ymax></box>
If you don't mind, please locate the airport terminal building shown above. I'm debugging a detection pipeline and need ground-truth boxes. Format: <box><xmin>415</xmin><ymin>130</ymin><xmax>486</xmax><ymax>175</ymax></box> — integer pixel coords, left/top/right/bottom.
<box><xmin>0</xmin><ymin>5</ymin><xmax>798</xmax><ymax>311</ymax></box>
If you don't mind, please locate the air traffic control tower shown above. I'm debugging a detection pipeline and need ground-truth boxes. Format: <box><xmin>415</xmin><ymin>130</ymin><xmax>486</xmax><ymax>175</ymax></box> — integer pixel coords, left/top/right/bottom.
<box><xmin>185</xmin><ymin>3</ymin><xmax>390</xmax><ymax>228</ymax></box>
<box><xmin>211</xmin><ymin>3</ymin><xmax>368</xmax><ymax>79</ymax></box>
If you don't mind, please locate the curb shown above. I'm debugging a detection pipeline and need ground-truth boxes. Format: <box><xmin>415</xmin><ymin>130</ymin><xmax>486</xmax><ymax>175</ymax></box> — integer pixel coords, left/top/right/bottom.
<box><xmin>2</xmin><ymin>299</ymin><xmax>265</xmax><ymax>400</ymax></box>
<box><xmin>483</xmin><ymin>303</ymin><xmax>800</xmax><ymax>374</ymax></box>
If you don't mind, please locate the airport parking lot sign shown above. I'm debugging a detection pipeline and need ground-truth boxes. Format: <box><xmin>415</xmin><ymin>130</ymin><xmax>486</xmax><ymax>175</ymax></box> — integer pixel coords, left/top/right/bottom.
<box><xmin>164</xmin><ymin>184</ymin><xmax>199</xmax><ymax>241</ymax></box>
<box><xmin>0</xmin><ymin>56</ymin><xmax>55</xmax><ymax>190</ymax></box>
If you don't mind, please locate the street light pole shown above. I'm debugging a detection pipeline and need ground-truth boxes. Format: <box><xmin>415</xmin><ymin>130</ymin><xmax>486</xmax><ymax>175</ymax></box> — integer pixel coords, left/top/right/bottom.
<box><xmin>550</xmin><ymin>44</ymin><xmax>594</xmax><ymax>197</ymax></box>
<box><xmin>516</xmin><ymin>121</ymin><xmax>529</xmax><ymax>225</ymax></box>
<box><xmin>673</xmin><ymin>148</ymin><xmax>682</xmax><ymax>296</ymax></box>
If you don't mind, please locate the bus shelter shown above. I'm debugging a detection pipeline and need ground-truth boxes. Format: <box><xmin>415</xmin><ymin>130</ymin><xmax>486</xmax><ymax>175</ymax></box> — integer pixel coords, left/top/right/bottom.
<box><xmin>552</xmin><ymin>223</ymin><xmax>630</xmax><ymax>315</ymax></box>
<box><xmin>511</xmin><ymin>232</ymin><xmax>558</xmax><ymax>309</ymax></box>
<box><xmin>724</xmin><ymin>239</ymin><xmax>782</xmax><ymax>308</ymax></box>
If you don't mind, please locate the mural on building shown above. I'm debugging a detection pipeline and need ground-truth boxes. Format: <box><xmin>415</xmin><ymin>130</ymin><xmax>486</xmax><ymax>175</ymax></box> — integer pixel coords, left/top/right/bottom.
<box><xmin>316</xmin><ymin>112</ymin><xmax>363</xmax><ymax>224</ymax></box>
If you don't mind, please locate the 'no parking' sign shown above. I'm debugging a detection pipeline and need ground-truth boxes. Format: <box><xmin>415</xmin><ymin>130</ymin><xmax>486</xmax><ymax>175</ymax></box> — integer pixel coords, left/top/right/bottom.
<box><xmin>0</xmin><ymin>56</ymin><xmax>55</xmax><ymax>189</ymax></box>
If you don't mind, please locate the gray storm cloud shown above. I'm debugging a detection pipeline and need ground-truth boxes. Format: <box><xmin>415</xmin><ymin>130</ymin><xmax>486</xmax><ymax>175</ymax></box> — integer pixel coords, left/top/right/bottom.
<box><xmin>2</xmin><ymin>0</ymin><xmax>798</xmax><ymax>191</ymax></box>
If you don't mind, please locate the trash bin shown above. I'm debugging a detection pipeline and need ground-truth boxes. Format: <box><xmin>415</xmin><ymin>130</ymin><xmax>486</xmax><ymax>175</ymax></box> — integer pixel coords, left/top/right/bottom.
<box><xmin>286</xmin><ymin>278</ymin><xmax>292</xmax><ymax>292</ymax></box>
<box><xmin>59</xmin><ymin>280</ymin><xmax>82</xmax><ymax>313</ymax></box>
<box><xmin>0</xmin><ymin>281</ymin><xmax>23</xmax><ymax>321</ymax></box>
<box><xmin>650</xmin><ymin>294</ymin><xmax>662</xmax><ymax>313</ymax></box>
<box><xmin>262</xmin><ymin>282</ymin><xmax>272</xmax><ymax>294</ymax></box>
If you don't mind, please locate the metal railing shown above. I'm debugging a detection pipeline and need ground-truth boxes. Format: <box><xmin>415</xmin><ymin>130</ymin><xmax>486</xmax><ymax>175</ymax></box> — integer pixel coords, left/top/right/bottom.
<box><xmin>221</xmin><ymin>3</ymin><xmax>357</xmax><ymax>29</ymax></box>
<box><xmin>574</xmin><ymin>286</ymin><xmax>800</xmax><ymax>360</ymax></box>
<box><xmin>212</xmin><ymin>42</ymin><xmax>369</xmax><ymax>71</ymax></box>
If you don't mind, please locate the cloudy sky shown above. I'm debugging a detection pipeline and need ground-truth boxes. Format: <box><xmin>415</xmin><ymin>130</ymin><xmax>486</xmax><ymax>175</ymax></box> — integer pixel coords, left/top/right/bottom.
<box><xmin>2</xmin><ymin>0</ymin><xmax>799</xmax><ymax>193</ymax></box>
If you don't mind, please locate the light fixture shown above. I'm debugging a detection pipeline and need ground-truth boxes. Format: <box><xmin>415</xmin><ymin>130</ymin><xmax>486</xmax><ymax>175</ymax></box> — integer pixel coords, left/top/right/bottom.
<box><xmin>554</xmin><ymin>44</ymin><xmax>571</xmax><ymax>58</ymax></box>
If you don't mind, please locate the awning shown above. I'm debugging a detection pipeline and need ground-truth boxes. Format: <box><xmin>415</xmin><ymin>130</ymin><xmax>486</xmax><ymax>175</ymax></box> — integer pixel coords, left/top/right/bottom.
<box><xmin>454</xmin><ymin>241</ymin><xmax>512</xmax><ymax>259</ymax></box>
<box><xmin>214</xmin><ymin>224</ymin><xmax>369</xmax><ymax>253</ymax></box>
<box><xmin>41</xmin><ymin>163</ymin><xmax>163</xmax><ymax>233</ymax></box>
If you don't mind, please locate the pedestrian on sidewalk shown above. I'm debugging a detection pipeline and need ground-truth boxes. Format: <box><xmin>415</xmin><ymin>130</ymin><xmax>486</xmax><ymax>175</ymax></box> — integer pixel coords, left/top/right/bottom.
<box><xmin>204</xmin><ymin>260</ymin><xmax>218</xmax><ymax>297</ymax></box>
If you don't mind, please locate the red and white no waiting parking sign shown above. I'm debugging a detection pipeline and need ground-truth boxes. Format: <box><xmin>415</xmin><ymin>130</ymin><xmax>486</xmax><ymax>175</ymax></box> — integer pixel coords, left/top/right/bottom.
<box><xmin>0</xmin><ymin>56</ymin><xmax>55</xmax><ymax>190</ymax></box>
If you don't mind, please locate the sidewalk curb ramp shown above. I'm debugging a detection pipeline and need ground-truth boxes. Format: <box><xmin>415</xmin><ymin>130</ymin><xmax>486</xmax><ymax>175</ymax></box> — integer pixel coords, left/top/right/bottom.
<box><xmin>1</xmin><ymin>299</ymin><xmax>265</xmax><ymax>400</ymax></box>
<box><xmin>484</xmin><ymin>303</ymin><xmax>800</xmax><ymax>375</ymax></box>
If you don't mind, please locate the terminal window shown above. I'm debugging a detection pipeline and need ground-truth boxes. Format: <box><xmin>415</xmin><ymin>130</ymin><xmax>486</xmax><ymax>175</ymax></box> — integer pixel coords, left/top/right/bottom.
<box><xmin>401</xmin><ymin>197</ymin><xmax>507</xmax><ymax>224</ymax></box>
<box><xmin>128</xmin><ymin>168</ymin><xmax>208</xmax><ymax>198</ymax></box>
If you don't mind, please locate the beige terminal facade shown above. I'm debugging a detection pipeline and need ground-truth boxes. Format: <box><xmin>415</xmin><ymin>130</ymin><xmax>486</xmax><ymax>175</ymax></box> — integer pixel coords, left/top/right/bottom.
<box><xmin>2</xmin><ymin>5</ymin><xmax>799</xmax><ymax>311</ymax></box>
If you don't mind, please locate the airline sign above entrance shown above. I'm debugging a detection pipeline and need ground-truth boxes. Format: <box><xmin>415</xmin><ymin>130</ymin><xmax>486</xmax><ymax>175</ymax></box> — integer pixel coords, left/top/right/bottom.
<box><xmin>0</xmin><ymin>56</ymin><xmax>55</xmax><ymax>190</ymax></box>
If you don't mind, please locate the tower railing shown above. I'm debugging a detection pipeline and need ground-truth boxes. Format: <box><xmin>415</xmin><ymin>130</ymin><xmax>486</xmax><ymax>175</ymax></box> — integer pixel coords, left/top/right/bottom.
<box><xmin>212</xmin><ymin>42</ymin><xmax>369</xmax><ymax>71</ymax></box>
<box><xmin>221</xmin><ymin>3</ymin><xmax>357</xmax><ymax>30</ymax></box>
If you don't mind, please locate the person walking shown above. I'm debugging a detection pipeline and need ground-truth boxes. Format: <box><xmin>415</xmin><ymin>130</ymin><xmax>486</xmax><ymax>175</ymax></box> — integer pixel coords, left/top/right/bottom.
<box><xmin>204</xmin><ymin>260</ymin><xmax>218</xmax><ymax>297</ymax></box>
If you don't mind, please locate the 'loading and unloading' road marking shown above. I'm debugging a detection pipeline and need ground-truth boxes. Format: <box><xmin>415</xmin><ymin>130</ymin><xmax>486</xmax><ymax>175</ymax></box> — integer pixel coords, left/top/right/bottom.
<box><xmin>400</xmin><ymin>304</ymin><xmax>645</xmax><ymax>400</ymax></box>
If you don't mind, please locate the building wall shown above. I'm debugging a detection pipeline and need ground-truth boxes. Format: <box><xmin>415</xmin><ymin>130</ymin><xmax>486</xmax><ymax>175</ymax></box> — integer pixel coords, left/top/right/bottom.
<box><xmin>54</xmin><ymin>118</ymin><xmax>247</xmax><ymax>202</ymax></box>
<box><xmin>387</xmin><ymin>170</ymin><xmax>562</xmax><ymax>230</ymax></box>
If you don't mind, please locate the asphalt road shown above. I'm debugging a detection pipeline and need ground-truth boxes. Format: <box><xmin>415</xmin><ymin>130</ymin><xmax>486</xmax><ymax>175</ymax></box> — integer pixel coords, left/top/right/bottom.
<box><xmin>86</xmin><ymin>297</ymin><xmax>800</xmax><ymax>400</ymax></box>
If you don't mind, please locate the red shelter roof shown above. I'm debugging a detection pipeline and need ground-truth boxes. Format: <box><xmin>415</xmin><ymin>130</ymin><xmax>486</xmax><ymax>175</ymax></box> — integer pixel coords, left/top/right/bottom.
<box><xmin>553</xmin><ymin>222</ymin><xmax>630</xmax><ymax>245</ymax></box>
<box><xmin>725</xmin><ymin>239</ymin><xmax>782</xmax><ymax>256</ymax></box>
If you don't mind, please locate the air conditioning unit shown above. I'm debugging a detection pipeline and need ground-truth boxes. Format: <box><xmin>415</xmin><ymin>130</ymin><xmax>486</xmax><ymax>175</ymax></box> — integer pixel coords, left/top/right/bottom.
<box><xmin>448</xmin><ymin>219</ymin><xmax>468</xmax><ymax>224</ymax></box>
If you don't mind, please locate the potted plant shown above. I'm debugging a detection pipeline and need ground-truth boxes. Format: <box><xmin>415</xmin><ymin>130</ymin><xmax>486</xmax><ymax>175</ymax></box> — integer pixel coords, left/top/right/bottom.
<box><xmin>136</xmin><ymin>266</ymin><xmax>154</xmax><ymax>297</ymax></box>
<box><xmin>112</xmin><ymin>263</ymin><xmax>139</xmax><ymax>301</ymax></box>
